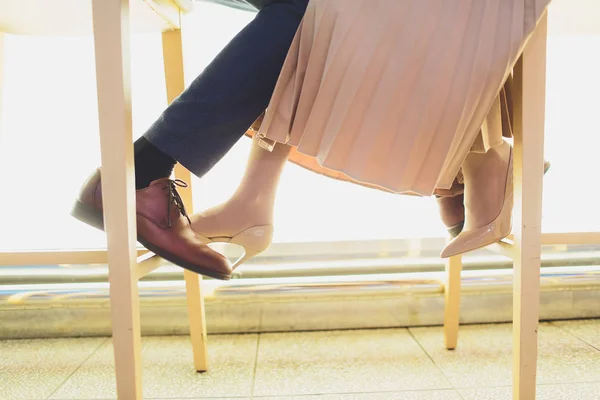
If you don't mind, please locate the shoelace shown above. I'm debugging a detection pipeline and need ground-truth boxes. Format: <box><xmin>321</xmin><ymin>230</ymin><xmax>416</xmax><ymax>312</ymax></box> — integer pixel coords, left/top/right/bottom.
<box><xmin>166</xmin><ymin>179</ymin><xmax>191</xmax><ymax>227</ymax></box>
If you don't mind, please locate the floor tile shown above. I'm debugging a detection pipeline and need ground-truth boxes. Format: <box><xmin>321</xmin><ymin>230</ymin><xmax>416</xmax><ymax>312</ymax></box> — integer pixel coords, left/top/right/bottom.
<box><xmin>410</xmin><ymin>322</ymin><xmax>600</xmax><ymax>388</ymax></box>
<box><xmin>459</xmin><ymin>386</ymin><xmax>512</xmax><ymax>400</ymax></box>
<box><xmin>253</xmin><ymin>329</ymin><xmax>452</xmax><ymax>397</ymax></box>
<box><xmin>256</xmin><ymin>390</ymin><xmax>461</xmax><ymax>399</ymax></box>
<box><xmin>537</xmin><ymin>323</ymin><xmax>600</xmax><ymax>383</ymax></box>
<box><xmin>553</xmin><ymin>319</ymin><xmax>600</xmax><ymax>349</ymax></box>
<box><xmin>0</xmin><ymin>337</ymin><xmax>106</xmax><ymax>400</ymax></box>
<box><xmin>49</xmin><ymin>334</ymin><xmax>258</xmax><ymax>399</ymax></box>
<box><xmin>460</xmin><ymin>382</ymin><xmax>600</xmax><ymax>400</ymax></box>
<box><xmin>51</xmin><ymin>398</ymin><xmax>250</xmax><ymax>400</ymax></box>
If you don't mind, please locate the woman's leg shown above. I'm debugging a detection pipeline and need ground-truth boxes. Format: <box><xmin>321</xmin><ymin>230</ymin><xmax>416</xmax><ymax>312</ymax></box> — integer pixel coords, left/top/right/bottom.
<box><xmin>188</xmin><ymin>135</ymin><xmax>291</xmax><ymax>269</ymax></box>
<box><xmin>135</xmin><ymin>0</ymin><xmax>308</xmax><ymax>187</ymax></box>
<box><xmin>190</xmin><ymin>135</ymin><xmax>291</xmax><ymax>237</ymax></box>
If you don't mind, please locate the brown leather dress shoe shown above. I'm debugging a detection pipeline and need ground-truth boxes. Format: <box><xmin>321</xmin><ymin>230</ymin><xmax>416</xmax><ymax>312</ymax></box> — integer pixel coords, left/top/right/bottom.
<box><xmin>71</xmin><ymin>169</ymin><xmax>232</xmax><ymax>280</ymax></box>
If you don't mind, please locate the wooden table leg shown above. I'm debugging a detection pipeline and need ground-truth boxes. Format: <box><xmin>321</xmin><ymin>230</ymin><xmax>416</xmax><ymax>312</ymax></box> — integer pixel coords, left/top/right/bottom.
<box><xmin>162</xmin><ymin>28</ymin><xmax>209</xmax><ymax>372</ymax></box>
<box><xmin>511</xmin><ymin>12</ymin><xmax>548</xmax><ymax>400</ymax></box>
<box><xmin>92</xmin><ymin>1</ymin><xmax>142</xmax><ymax>398</ymax></box>
<box><xmin>444</xmin><ymin>253</ymin><xmax>462</xmax><ymax>350</ymax></box>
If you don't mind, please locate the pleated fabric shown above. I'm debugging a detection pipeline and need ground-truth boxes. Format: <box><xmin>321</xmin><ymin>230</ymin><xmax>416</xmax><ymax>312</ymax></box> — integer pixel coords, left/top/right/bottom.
<box><xmin>251</xmin><ymin>0</ymin><xmax>551</xmax><ymax>196</ymax></box>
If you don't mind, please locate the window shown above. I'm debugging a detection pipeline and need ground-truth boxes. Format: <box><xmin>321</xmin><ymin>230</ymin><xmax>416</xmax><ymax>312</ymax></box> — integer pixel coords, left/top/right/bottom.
<box><xmin>1</xmin><ymin>2</ymin><xmax>599</xmax><ymax>273</ymax></box>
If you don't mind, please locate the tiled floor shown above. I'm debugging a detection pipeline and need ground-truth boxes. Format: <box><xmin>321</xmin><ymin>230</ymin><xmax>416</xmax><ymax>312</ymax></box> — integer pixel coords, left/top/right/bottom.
<box><xmin>1</xmin><ymin>320</ymin><xmax>599</xmax><ymax>400</ymax></box>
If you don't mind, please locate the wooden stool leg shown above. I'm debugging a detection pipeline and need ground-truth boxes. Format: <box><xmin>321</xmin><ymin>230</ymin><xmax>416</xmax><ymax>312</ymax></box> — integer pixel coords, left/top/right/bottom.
<box><xmin>512</xmin><ymin>12</ymin><xmax>548</xmax><ymax>400</ymax></box>
<box><xmin>444</xmin><ymin>253</ymin><xmax>462</xmax><ymax>350</ymax></box>
<box><xmin>162</xmin><ymin>29</ymin><xmax>209</xmax><ymax>372</ymax></box>
<box><xmin>92</xmin><ymin>1</ymin><xmax>142</xmax><ymax>399</ymax></box>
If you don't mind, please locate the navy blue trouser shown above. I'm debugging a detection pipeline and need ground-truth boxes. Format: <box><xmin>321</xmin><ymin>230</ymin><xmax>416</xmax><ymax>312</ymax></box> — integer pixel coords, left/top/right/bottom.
<box><xmin>144</xmin><ymin>0</ymin><xmax>308</xmax><ymax>178</ymax></box>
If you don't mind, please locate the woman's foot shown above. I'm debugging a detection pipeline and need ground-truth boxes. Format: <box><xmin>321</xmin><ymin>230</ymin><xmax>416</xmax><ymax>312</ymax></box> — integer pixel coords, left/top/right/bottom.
<box><xmin>441</xmin><ymin>140</ymin><xmax>513</xmax><ymax>258</ymax></box>
<box><xmin>190</xmin><ymin>136</ymin><xmax>290</xmax><ymax>269</ymax></box>
<box><xmin>438</xmin><ymin>160</ymin><xmax>550</xmax><ymax>239</ymax></box>
<box><xmin>437</xmin><ymin>194</ymin><xmax>465</xmax><ymax>238</ymax></box>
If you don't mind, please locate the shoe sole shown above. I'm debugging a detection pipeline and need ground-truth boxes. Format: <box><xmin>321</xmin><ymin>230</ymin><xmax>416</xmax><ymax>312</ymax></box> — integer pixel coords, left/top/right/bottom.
<box><xmin>70</xmin><ymin>200</ymin><xmax>232</xmax><ymax>281</ymax></box>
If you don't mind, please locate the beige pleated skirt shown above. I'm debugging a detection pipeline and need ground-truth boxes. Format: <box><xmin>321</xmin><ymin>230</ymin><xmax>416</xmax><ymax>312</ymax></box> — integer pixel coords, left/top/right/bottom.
<box><xmin>249</xmin><ymin>0</ymin><xmax>551</xmax><ymax>196</ymax></box>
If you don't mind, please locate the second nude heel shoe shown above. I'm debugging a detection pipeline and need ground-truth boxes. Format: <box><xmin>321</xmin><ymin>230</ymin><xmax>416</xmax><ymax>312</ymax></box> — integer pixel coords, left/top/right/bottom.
<box><xmin>439</xmin><ymin>160</ymin><xmax>549</xmax><ymax>238</ymax></box>
<box><xmin>441</xmin><ymin>141</ymin><xmax>513</xmax><ymax>258</ymax></box>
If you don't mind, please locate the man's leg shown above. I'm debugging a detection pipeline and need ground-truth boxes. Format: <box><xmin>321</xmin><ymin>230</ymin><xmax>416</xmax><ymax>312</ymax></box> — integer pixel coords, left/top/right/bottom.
<box><xmin>134</xmin><ymin>0</ymin><xmax>309</xmax><ymax>189</ymax></box>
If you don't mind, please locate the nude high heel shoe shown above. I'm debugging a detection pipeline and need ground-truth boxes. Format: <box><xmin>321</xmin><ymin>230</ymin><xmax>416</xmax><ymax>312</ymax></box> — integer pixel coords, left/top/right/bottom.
<box><xmin>440</xmin><ymin>140</ymin><xmax>513</xmax><ymax>258</ymax></box>
<box><xmin>438</xmin><ymin>160</ymin><xmax>549</xmax><ymax>239</ymax></box>
<box><xmin>191</xmin><ymin>221</ymin><xmax>274</xmax><ymax>270</ymax></box>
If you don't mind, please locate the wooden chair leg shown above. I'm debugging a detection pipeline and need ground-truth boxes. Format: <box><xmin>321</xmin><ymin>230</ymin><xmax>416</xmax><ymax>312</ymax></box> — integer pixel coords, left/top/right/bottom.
<box><xmin>444</xmin><ymin>253</ymin><xmax>462</xmax><ymax>350</ymax></box>
<box><xmin>183</xmin><ymin>242</ymin><xmax>209</xmax><ymax>372</ymax></box>
<box><xmin>0</xmin><ymin>32</ymin><xmax>5</xmax><ymax>141</ymax></box>
<box><xmin>511</xmin><ymin>12</ymin><xmax>548</xmax><ymax>400</ymax></box>
<box><xmin>91</xmin><ymin>1</ymin><xmax>143</xmax><ymax>399</ymax></box>
<box><xmin>162</xmin><ymin>28</ymin><xmax>209</xmax><ymax>372</ymax></box>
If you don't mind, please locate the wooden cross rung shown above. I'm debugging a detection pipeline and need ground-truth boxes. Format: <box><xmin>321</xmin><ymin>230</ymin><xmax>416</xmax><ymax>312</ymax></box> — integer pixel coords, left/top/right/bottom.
<box><xmin>487</xmin><ymin>238</ymin><xmax>516</xmax><ymax>259</ymax></box>
<box><xmin>504</xmin><ymin>232</ymin><xmax>600</xmax><ymax>246</ymax></box>
<box><xmin>0</xmin><ymin>249</ymin><xmax>149</xmax><ymax>266</ymax></box>
<box><xmin>135</xmin><ymin>252</ymin><xmax>165</xmax><ymax>280</ymax></box>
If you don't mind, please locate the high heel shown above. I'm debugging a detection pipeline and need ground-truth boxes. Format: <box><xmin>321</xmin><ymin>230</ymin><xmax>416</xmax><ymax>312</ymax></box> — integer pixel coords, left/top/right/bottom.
<box><xmin>441</xmin><ymin>141</ymin><xmax>513</xmax><ymax>258</ymax></box>
<box><xmin>192</xmin><ymin>224</ymin><xmax>274</xmax><ymax>270</ymax></box>
<box><xmin>439</xmin><ymin>158</ymin><xmax>549</xmax><ymax>239</ymax></box>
